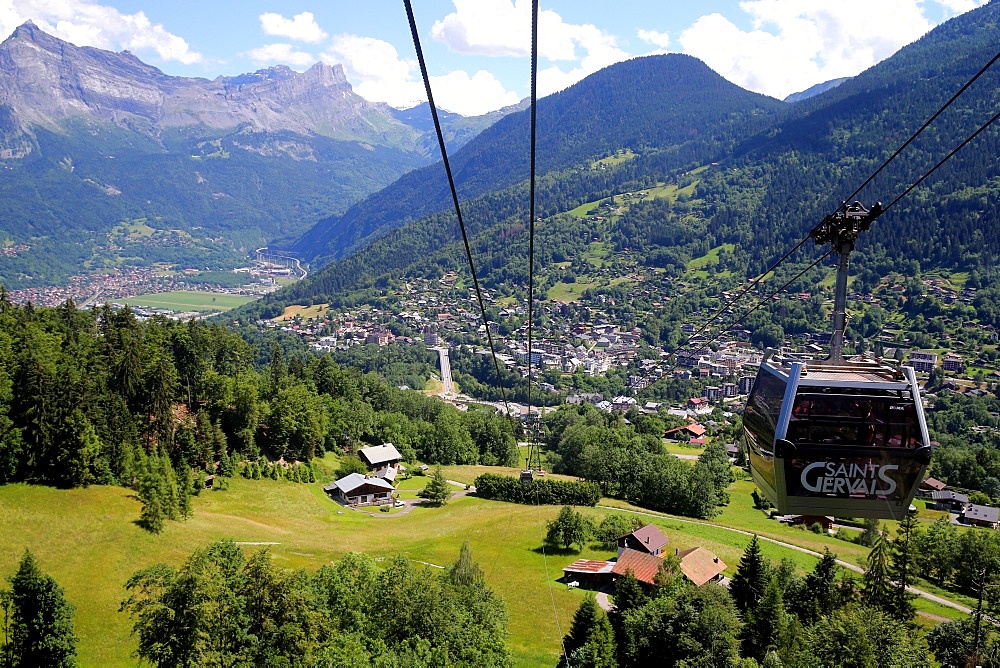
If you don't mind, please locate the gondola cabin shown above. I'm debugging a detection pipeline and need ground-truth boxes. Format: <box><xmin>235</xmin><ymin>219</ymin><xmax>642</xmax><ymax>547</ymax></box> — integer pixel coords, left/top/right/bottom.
<box><xmin>744</xmin><ymin>350</ymin><xmax>932</xmax><ymax>519</ymax></box>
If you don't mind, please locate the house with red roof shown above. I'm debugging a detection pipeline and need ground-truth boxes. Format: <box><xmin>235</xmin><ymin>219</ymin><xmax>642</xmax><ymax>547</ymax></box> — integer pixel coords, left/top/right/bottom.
<box><xmin>611</xmin><ymin>548</ymin><xmax>664</xmax><ymax>586</ymax></box>
<box><xmin>664</xmin><ymin>422</ymin><xmax>707</xmax><ymax>442</ymax></box>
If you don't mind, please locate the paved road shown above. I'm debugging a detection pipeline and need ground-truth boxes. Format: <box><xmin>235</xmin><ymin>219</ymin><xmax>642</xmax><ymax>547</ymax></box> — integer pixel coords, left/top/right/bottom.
<box><xmin>599</xmin><ymin>504</ymin><xmax>976</xmax><ymax>616</ymax></box>
<box><xmin>432</xmin><ymin>347</ymin><xmax>454</xmax><ymax>396</ymax></box>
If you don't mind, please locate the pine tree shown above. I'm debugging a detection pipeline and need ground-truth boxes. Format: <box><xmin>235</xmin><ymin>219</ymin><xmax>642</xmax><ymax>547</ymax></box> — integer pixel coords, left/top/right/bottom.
<box><xmin>137</xmin><ymin>452</ymin><xmax>165</xmax><ymax>533</ymax></box>
<box><xmin>731</xmin><ymin>535</ymin><xmax>771</xmax><ymax>614</ymax></box>
<box><xmin>159</xmin><ymin>452</ymin><xmax>179</xmax><ymax>521</ymax></box>
<box><xmin>742</xmin><ymin>575</ymin><xmax>788</xmax><ymax>661</ymax></box>
<box><xmin>570</xmin><ymin>611</ymin><xmax>616</xmax><ymax>668</ymax></box>
<box><xmin>800</xmin><ymin>548</ymin><xmax>840</xmax><ymax>622</ymax></box>
<box><xmin>3</xmin><ymin>550</ymin><xmax>78</xmax><ymax>666</ymax></box>
<box><xmin>889</xmin><ymin>513</ymin><xmax>918</xmax><ymax>620</ymax></box>
<box><xmin>609</xmin><ymin>568</ymin><xmax>646</xmax><ymax>660</ymax></box>
<box><xmin>862</xmin><ymin>530</ymin><xmax>894</xmax><ymax>610</ymax></box>
<box><xmin>177</xmin><ymin>465</ymin><xmax>193</xmax><ymax>519</ymax></box>
<box><xmin>418</xmin><ymin>467</ymin><xmax>453</xmax><ymax>505</ymax></box>
<box><xmin>561</xmin><ymin>595</ymin><xmax>611</xmax><ymax>666</ymax></box>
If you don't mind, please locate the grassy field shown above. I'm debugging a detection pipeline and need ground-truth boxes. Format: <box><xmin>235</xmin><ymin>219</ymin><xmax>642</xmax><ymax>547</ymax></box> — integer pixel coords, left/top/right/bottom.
<box><xmin>687</xmin><ymin>244</ymin><xmax>736</xmax><ymax>276</ymax></box>
<box><xmin>120</xmin><ymin>291</ymin><xmax>255</xmax><ymax>312</ymax></box>
<box><xmin>547</xmin><ymin>279</ymin><xmax>598</xmax><ymax>302</ymax></box>
<box><xmin>0</xmin><ymin>474</ymin><xmax>969</xmax><ymax>665</ymax></box>
<box><xmin>663</xmin><ymin>441</ymin><xmax>706</xmax><ymax>457</ymax></box>
<box><xmin>274</xmin><ymin>303</ymin><xmax>329</xmax><ymax>321</ymax></box>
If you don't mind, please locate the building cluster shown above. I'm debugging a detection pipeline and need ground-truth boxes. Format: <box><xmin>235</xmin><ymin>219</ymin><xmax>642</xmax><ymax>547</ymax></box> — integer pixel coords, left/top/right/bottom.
<box><xmin>921</xmin><ymin>477</ymin><xmax>1000</xmax><ymax>529</ymax></box>
<box><xmin>8</xmin><ymin>264</ymin><xmax>279</xmax><ymax>309</ymax></box>
<box><xmin>323</xmin><ymin>443</ymin><xmax>404</xmax><ymax>508</ymax></box>
<box><xmin>561</xmin><ymin>523</ymin><xmax>727</xmax><ymax>590</ymax></box>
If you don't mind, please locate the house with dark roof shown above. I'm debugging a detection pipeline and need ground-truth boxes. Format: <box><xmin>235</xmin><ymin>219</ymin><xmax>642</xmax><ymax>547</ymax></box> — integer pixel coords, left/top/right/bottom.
<box><xmin>677</xmin><ymin>547</ymin><xmax>727</xmax><ymax>587</ymax></box>
<box><xmin>324</xmin><ymin>473</ymin><xmax>394</xmax><ymax>507</ymax></box>
<box><xmin>612</xmin><ymin>548</ymin><xmax>664</xmax><ymax>587</ymax></box>
<box><xmin>358</xmin><ymin>443</ymin><xmax>403</xmax><ymax>470</ymax></box>
<box><xmin>617</xmin><ymin>524</ymin><xmax>669</xmax><ymax>557</ymax></box>
<box><xmin>930</xmin><ymin>489</ymin><xmax>969</xmax><ymax>512</ymax></box>
<box><xmin>963</xmin><ymin>504</ymin><xmax>1000</xmax><ymax>529</ymax></box>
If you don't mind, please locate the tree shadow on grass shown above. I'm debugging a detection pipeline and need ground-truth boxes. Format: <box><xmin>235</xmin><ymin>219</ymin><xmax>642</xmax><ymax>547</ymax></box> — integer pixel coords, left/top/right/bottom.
<box><xmin>531</xmin><ymin>544</ymin><xmax>582</xmax><ymax>557</ymax></box>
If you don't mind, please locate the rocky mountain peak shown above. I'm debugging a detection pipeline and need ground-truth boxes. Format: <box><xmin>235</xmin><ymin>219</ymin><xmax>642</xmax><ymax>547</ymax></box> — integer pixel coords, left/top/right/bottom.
<box><xmin>0</xmin><ymin>23</ymin><xmax>419</xmax><ymax>149</ymax></box>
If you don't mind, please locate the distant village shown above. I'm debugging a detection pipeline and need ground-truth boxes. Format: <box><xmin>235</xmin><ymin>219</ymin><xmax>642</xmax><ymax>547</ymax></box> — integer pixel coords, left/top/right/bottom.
<box><xmin>262</xmin><ymin>269</ymin><xmax>1000</xmax><ymax>423</ymax></box>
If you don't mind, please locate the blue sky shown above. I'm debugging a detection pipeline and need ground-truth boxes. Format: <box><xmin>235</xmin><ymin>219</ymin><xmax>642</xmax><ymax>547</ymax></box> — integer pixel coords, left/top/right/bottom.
<box><xmin>0</xmin><ymin>0</ymin><xmax>987</xmax><ymax>115</ymax></box>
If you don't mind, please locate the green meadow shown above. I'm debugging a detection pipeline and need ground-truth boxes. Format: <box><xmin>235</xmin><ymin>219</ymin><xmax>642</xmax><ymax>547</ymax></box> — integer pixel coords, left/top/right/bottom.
<box><xmin>0</xmin><ymin>473</ymin><xmax>969</xmax><ymax>665</ymax></box>
<box><xmin>119</xmin><ymin>290</ymin><xmax>255</xmax><ymax>312</ymax></box>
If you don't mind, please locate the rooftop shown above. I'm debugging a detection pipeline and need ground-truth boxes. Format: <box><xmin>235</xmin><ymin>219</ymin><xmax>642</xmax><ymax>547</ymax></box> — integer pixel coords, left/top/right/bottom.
<box><xmin>678</xmin><ymin>547</ymin><xmax>727</xmax><ymax>587</ymax></box>
<box><xmin>328</xmin><ymin>472</ymin><xmax>394</xmax><ymax>495</ymax></box>
<box><xmin>359</xmin><ymin>443</ymin><xmax>403</xmax><ymax>466</ymax></box>
<box><xmin>562</xmin><ymin>559</ymin><xmax>615</xmax><ymax>575</ymax></box>
<box><xmin>612</xmin><ymin>548</ymin><xmax>663</xmax><ymax>585</ymax></box>
<box><xmin>619</xmin><ymin>524</ymin><xmax>670</xmax><ymax>554</ymax></box>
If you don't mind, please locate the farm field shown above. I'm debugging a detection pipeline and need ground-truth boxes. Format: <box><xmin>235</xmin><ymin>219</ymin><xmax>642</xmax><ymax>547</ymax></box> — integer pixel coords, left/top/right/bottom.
<box><xmin>119</xmin><ymin>290</ymin><xmax>255</xmax><ymax>312</ymax></box>
<box><xmin>0</xmin><ymin>474</ymin><xmax>969</xmax><ymax>665</ymax></box>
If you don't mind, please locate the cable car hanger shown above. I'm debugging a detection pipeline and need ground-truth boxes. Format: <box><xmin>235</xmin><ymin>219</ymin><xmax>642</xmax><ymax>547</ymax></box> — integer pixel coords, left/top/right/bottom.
<box><xmin>744</xmin><ymin>200</ymin><xmax>933</xmax><ymax>520</ymax></box>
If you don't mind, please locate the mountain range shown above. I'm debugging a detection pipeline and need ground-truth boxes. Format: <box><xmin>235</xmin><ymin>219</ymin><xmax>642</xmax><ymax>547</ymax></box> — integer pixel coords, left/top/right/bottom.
<box><xmin>0</xmin><ymin>22</ymin><xmax>510</xmax><ymax>287</ymax></box>
<box><xmin>252</xmin><ymin>0</ymin><xmax>1000</xmax><ymax>319</ymax></box>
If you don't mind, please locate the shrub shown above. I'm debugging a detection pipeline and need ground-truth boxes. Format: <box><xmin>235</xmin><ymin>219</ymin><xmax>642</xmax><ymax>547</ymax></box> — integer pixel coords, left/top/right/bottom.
<box><xmin>473</xmin><ymin>473</ymin><xmax>601</xmax><ymax>506</ymax></box>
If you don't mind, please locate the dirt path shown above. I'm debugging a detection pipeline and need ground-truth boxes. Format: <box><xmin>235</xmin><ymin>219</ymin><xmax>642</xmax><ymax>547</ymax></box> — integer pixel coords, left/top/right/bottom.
<box><xmin>350</xmin><ymin>482</ymin><xmax>472</xmax><ymax>518</ymax></box>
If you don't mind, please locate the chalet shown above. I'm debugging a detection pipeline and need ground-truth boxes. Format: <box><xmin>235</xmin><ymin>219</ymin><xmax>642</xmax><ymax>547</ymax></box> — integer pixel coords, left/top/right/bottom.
<box><xmin>963</xmin><ymin>504</ymin><xmax>1000</xmax><ymax>529</ymax></box>
<box><xmin>687</xmin><ymin>397</ymin><xmax>712</xmax><ymax>414</ymax></box>
<box><xmin>612</xmin><ymin>396</ymin><xmax>638</xmax><ymax>412</ymax></box>
<box><xmin>618</xmin><ymin>524</ymin><xmax>669</xmax><ymax>557</ymax></box>
<box><xmin>324</xmin><ymin>473</ymin><xmax>394</xmax><ymax>507</ymax></box>
<box><xmin>664</xmin><ymin>423</ymin><xmax>707</xmax><ymax>442</ymax></box>
<box><xmin>930</xmin><ymin>489</ymin><xmax>969</xmax><ymax>512</ymax></box>
<box><xmin>358</xmin><ymin>443</ymin><xmax>403</xmax><ymax>470</ymax></box>
<box><xmin>611</xmin><ymin>548</ymin><xmax>663</xmax><ymax>587</ymax></box>
<box><xmin>918</xmin><ymin>477</ymin><xmax>948</xmax><ymax>496</ymax></box>
<box><xmin>561</xmin><ymin>559</ymin><xmax>615</xmax><ymax>589</ymax></box>
<box><xmin>677</xmin><ymin>547</ymin><xmax>727</xmax><ymax>587</ymax></box>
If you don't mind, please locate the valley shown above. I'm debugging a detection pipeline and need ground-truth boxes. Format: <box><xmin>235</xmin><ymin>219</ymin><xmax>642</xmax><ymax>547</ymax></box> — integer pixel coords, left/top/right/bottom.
<box><xmin>3</xmin><ymin>3</ymin><xmax>1000</xmax><ymax>666</ymax></box>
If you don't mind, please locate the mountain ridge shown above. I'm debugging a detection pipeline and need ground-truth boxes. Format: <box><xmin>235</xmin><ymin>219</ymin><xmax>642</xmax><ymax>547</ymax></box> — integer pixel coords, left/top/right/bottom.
<box><xmin>0</xmin><ymin>23</ymin><xmax>518</xmax><ymax>288</ymax></box>
<box><xmin>287</xmin><ymin>53</ymin><xmax>787</xmax><ymax>265</ymax></box>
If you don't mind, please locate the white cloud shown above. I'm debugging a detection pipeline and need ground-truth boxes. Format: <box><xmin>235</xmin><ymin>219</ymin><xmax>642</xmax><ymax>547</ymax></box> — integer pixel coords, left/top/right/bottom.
<box><xmin>637</xmin><ymin>29</ymin><xmax>670</xmax><ymax>49</ymax></box>
<box><xmin>246</xmin><ymin>43</ymin><xmax>315</xmax><ymax>68</ymax></box>
<box><xmin>430</xmin><ymin>0</ymin><xmax>628</xmax><ymax>96</ymax></box>
<box><xmin>1</xmin><ymin>0</ymin><xmax>201</xmax><ymax>64</ymax></box>
<box><xmin>934</xmin><ymin>0</ymin><xmax>988</xmax><ymax>14</ymax></box>
<box><xmin>259</xmin><ymin>11</ymin><xmax>326</xmax><ymax>44</ymax></box>
<box><xmin>323</xmin><ymin>33</ymin><xmax>520</xmax><ymax>116</ymax></box>
<box><xmin>678</xmin><ymin>0</ymin><xmax>939</xmax><ymax>99</ymax></box>
<box><xmin>425</xmin><ymin>69</ymin><xmax>520</xmax><ymax>115</ymax></box>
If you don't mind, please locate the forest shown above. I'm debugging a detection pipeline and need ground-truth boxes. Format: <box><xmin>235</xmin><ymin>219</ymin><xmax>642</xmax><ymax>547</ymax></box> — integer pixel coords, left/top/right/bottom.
<box><xmin>0</xmin><ymin>295</ymin><xmax>519</xmax><ymax>504</ymax></box>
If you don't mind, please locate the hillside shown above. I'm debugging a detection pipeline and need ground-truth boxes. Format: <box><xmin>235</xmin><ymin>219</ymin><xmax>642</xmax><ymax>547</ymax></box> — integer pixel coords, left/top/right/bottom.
<box><xmin>287</xmin><ymin>54</ymin><xmax>786</xmax><ymax>265</ymax></box>
<box><xmin>253</xmin><ymin>1</ymin><xmax>1000</xmax><ymax>324</ymax></box>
